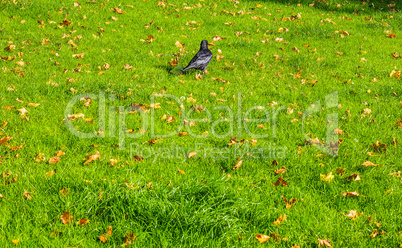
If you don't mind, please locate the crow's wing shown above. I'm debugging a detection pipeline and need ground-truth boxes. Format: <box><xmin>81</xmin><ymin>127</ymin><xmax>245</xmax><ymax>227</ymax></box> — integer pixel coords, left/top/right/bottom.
<box><xmin>183</xmin><ymin>50</ymin><xmax>212</xmax><ymax>70</ymax></box>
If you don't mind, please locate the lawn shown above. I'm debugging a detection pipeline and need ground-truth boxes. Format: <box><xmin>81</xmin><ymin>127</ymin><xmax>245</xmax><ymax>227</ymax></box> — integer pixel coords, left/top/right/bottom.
<box><xmin>0</xmin><ymin>0</ymin><xmax>402</xmax><ymax>247</ymax></box>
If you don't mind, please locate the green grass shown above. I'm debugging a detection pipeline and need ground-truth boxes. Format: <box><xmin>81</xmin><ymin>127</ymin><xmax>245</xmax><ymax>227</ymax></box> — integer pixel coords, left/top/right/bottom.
<box><xmin>1</xmin><ymin>0</ymin><xmax>402</xmax><ymax>247</ymax></box>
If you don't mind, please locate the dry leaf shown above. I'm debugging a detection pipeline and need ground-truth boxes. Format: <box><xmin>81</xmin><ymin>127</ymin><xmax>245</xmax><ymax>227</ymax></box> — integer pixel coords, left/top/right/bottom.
<box><xmin>318</xmin><ymin>238</ymin><xmax>332</xmax><ymax>247</ymax></box>
<box><xmin>77</xmin><ymin>218</ymin><xmax>90</xmax><ymax>225</ymax></box>
<box><xmin>274</xmin><ymin>177</ymin><xmax>287</xmax><ymax>186</ymax></box>
<box><xmin>255</xmin><ymin>234</ymin><xmax>270</xmax><ymax>243</ymax></box>
<box><xmin>60</xmin><ymin>211</ymin><xmax>73</xmax><ymax>225</ymax></box>
<box><xmin>99</xmin><ymin>226</ymin><xmax>112</xmax><ymax>243</ymax></box>
<box><xmin>109</xmin><ymin>158</ymin><xmax>118</xmax><ymax>166</ymax></box>
<box><xmin>342</xmin><ymin>190</ymin><xmax>360</xmax><ymax>197</ymax></box>
<box><xmin>343</xmin><ymin>210</ymin><xmax>363</xmax><ymax>220</ymax></box>
<box><xmin>273</xmin><ymin>214</ymin><xmax>286</xmax><ymax>226</ymax></box>
<box><xmin>233</xmin><ymin>160</ymin><xmax>243</xmax><ymax>170</ymax></box>
<box><xmin>320</xmin><ymin>172</ymin><xmax>334</xmax><ymax>182</ymax></box>
<box><xmin>122</xmin><ymin>232</ymin><xmax>137</xmax><ymax>246</ymax></box>
<box><xmin>362</xmin><ymin>161</ymin><xmax>379</xmax><ymax>167</ymax></box>
<box><xmin>188</xmin><ymin>151</ymin><xmax>197</xmax><ymax>158</ymax></box>
<box><xmin>49</xmin><ymin>156</ymin><xmax>61</xmax><ymax>164</ymax></box>
<box><xmin>24</xmin><ymin>189</ymin><xmax>32</xmax><ymax>200</ymax></box>
<box><xmin>347</xmin><ymin>173</ymin><xmax>361</xmax><ymax>181</ymax></box>
<box><xmin>275</xmin><ymin>166</ymin><xmax>286</xmax><ymax>174</ymax></box>
<box><xmin>59</xmin><ymin>188</ymin><xmax>70</xmax><ymax>197</ymax></box>
<box><xmin>84</xmin><ymin>151</ymin><xmax>100</xmax><ymax>165</ymax></box>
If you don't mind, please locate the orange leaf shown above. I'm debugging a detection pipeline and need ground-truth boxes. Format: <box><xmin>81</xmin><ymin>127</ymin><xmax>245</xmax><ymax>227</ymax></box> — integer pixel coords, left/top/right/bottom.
<box><xmin>255</xmin><ymin>234</ymin><xmax>270</xmax><ymax>243</ymax></box>
<box><xmin>99</xmin><ymin>226</ymin><xmax>113</xmax><ymax>243</ymax></box>
<box><xmin>60</xmin><ymin>211</ymin><xmax>73</xmax><ymax>225</ymax></box>
<box><xmin>233</xmin><ymin>160</ymin><xmax>243</xmax><ymax>170</ymax></box>
<box><xmin>23</xmin><ymin>189</ymin><xmax>32</xmax><ymax>200</ymax></box>
<box><xmin>318</xmin><ymin>238</ymin><xmax>332</xmax><ymax>247</ymax></box>
<box><xmin>273</xmin><ymin>214</ymin><xmax>286</xmax><ymax>226</ymax></box>
<box><xmin>188</xmin><ymin>151</ymin><xmax>197</xmax><ymax>158</ymax></box>
<box><xmin>84</xmin><ymin>151</ymin><xmax>100</xmax><ymax>165</ymax></box>
<box><xmin>49</xmin><ymin>156</ymin><xmax>61</xmax><ymax>164</ymax></box>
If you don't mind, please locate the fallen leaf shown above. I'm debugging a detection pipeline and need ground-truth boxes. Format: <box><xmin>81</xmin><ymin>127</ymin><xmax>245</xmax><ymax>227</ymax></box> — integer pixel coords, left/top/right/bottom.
<box><xmin>320</xmin><ymin>172</ymin><xmax>334</xmax><ymax>182</ymax></box>
<box><xmin>370</xmin><ymin>229</ymin><xmax>386</xmax><ymax>238</ymax></box>
<box><xmin>283</xmin><ymin>196</ymin><xmax>297</xmax><ymax>208</ymax></box>
<box><xmin>49</xmin><ymin>156</ymin><xmax>61</xmax><ymax>164</ymax></box>
<box><xmin>275</xmin><ymin>166</ymin><xmax>286</xmax><ymax>174</ymax></box>
<box><xmin>34</xmin><ymin>153</ymin><xmax>46</xmax><ymax>162</ymax></box>
<box><xmin>362</xmin><ymin>161</ymin><xmax>379</xmax><ymax>167</ymax></box>
<box><xmin>188</xmin><ymin>151</ymin><xmax>197</xmax><ymax>158</ymax></box>
<box><xmin>347</xmin><ymin>173</ymin><xmax>361</xmax><ymax>181</ymax></box>
<box><xmin>18</xmin><ymin>107</ymin><xmax>28</xmax><ymax>116</ymax></box>
<box><xmin>335</xmin><ymin>167</ymin><xmax>345</xmax><ymax>176</ymax></box>
<box><xmin>274</xmin><ymin>177</ymin><xmax>287</xmax><ymax>186</ymax></box>
<box><xmin>233</xmin><ymin>160</ymin><xmax>243</xmax><ymax>170</ymax></box>
<box><xmin>84</xmin><ymin>151</ymin><xmax>100</xmax><ymax>165</ymax></box>
<box><xmin>12</xmin><ymin>239</ymin><xmax>20</xmax><ymax>245</ymax></box>
<box><xmin>59</xmin><ymin>188</ymin><xmax>70</xmax><ymax>197</ymax></box>
<box><xmin>60</xmin><ymin>211</ymin><xmax>73</xmax><ymax>225</ymax></box>
<box><xmin>255</xmin><ymin>234</ymin><xmax>270</xmax><ymax>243</ymax></box>
<box><xmin>273</xmin><ymin>214</ymin><xmax>286</xmax><ymax>226</ymax></box>
<box><xmin>122</xmin><ymin>232</ymin><xmax>137</xmax><ymax>247</ymax></box>
<box><xmin>77</xmin><ymin>219</ymin><xmax>90</xmax><ymax>226</ymax></box>
<box><xmin>318</xmin><ymin>238</ymin><xmax>332</xmax><ymax>247</ymax></box>
<box><xmin>23</xmin><ymin>189</ymin><xmax>32</xmax><ymax>200</ymax></box>
<box><xmin>109</xmin><ymin>158</ymin><xmax>118</xmax><ymax>166</ymax></box>
<box><xmin>99</xmin><ymin>226</ymin><xmax>112</xmax><ymax>243</ymax></box>
<box><xmin>342</xmin><ymin>190</ymin><xmax>360</xmax><ymax>197</ymax></box>
<box><xmin>343</xmin><ymin>210</ymin><xmax>363</xmax><ymax>220</ymax></box>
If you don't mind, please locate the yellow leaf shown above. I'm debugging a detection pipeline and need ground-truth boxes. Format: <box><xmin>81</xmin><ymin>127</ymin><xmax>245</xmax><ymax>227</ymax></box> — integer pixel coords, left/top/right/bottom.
<box><xmin>320</xmin><ymin>172</ymin><xmax>334</xmax><ymax>182</ymax></box>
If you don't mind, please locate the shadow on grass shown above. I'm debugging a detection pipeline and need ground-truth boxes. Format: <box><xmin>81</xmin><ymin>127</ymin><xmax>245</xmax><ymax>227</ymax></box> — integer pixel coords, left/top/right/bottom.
<box><xmin>245</xmin><ymin>0</ymin><xmax>400</xmax><ymax>13</ymax></box>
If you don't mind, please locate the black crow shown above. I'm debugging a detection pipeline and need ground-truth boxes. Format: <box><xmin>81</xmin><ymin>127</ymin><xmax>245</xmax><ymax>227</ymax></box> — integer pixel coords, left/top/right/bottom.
<box><xmin>181</xmin><ymin>40</ymin><xmax>212</xmax><ymax>76</ymax></box>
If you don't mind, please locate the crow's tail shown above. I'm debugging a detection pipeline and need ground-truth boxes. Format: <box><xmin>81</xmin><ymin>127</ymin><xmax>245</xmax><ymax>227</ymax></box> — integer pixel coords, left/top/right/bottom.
<box><xmin>180</xmin><ymin>67</ymin><xmax>188</xmax><ymax>72</ymax></box>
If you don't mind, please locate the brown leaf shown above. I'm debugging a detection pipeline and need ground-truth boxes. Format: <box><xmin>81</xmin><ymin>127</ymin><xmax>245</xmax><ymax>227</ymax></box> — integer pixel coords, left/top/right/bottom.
<box><xmin>274</xmin><ymin>177</ymin><xmax>287</xmax><ymax>186</ymax></box>
<box><xmin>99</xmin><ymin>226</ymin><xmax>112</xmax><ymax>243</ymax></box>
<box><xmin>77</xmin><ymin>219</ymin><xmax>90</xmax><ymax>225</ymax></box>
<box><xmin>144</xmin><ymin>20</ymin><xmax>154</xmax><ymax>29</ymax></box>
<box><xmin>122</xmin><ymin>232</ymin><xmax>137</xmax><ymax>246</ymax></box>
<box><xmin>283</xmin><ymin>196</ymin><xmax>297</xmax><ymax>208</ymax></box>
<box><xmin>370</xmin><ymin>141</ymin><xmax>387</xmax><ymax>153</ymax></box>
<box><xmin>60</xmin><ymin>211</ymin><xmax>73</xmax><ymax>225</ymax></box>
<box><xmin>347</xmin><ymin>173</ymin><xmax>361</xmax><ymax>181</ymax></box>
<box><xmin>335</xmin><ymin>167</ymin><xmax>345</xmax><ymax>176</ymax></box>
<box><xmin>133</xmin><ymin>155</ymin><xmax>143</xmax><ymax>162</ymax></box>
